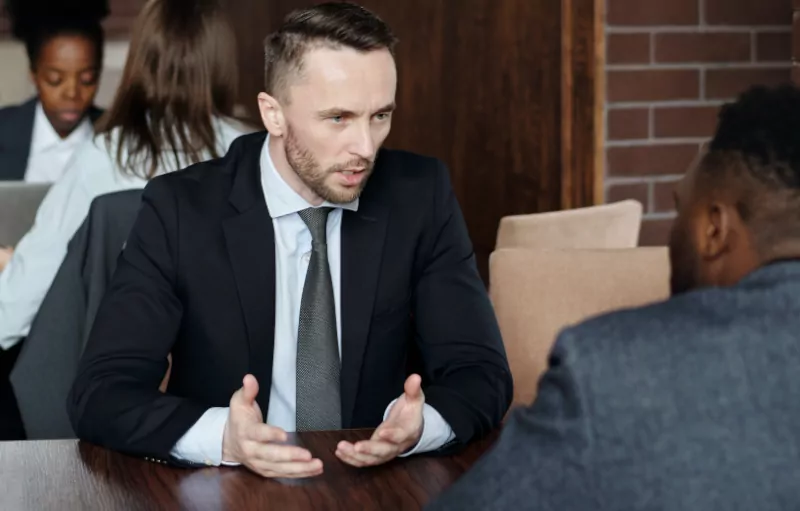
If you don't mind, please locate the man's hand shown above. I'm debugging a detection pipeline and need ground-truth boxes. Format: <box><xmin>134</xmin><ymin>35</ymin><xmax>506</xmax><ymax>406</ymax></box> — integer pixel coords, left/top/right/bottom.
<box><xmin>335</xmin><ymin>374</ymin><xmax>425</xmax><ymax>467</ymax></box>
<box><xmin>0</xmin><ymin>246</ymin><xmax>13</xmax><ymax>272</ymax></box>
<box><xmin>222</xmin><ymin>374</ymin><xmax>323</xmax><ymax>478</ymax></box>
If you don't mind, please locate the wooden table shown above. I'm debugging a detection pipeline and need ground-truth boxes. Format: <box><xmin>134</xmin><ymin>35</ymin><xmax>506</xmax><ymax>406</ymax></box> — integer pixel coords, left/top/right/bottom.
<box><xmin>0</xmin><ymin>429</ymin><xmax>498</xmax><ymax>510</ymax></box>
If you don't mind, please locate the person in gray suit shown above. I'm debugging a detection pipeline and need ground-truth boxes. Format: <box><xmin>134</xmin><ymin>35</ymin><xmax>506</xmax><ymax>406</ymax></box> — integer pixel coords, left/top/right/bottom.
<box><xmin>427</xmin><ymin>83</ymin><xmax>800</xmax><ymax>511</ymax></box>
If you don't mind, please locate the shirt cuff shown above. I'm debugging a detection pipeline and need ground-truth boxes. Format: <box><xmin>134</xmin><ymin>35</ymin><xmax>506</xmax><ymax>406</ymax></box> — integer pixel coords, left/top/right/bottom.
<box><xmin>383</xmin><ymin>399</ymin><xmax>456</xmax><ymax>457</ymax></box>
<box><xmin>170</xmin><ymin>407</ymin><xmax>240</xmax><ymax>466</ymax></box>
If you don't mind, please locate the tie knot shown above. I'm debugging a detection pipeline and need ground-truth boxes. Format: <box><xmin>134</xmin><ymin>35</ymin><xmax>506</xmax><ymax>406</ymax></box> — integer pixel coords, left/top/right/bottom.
<box><xmin>298</xmin><ymin>207</ymin><xmax>333</xmax><ymax>243</ymax></box>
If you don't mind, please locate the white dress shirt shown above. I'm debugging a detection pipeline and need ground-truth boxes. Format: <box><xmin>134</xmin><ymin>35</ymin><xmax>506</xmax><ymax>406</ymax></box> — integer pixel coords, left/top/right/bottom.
<box><xmin>24</xmin><ymin>102</ymin><xmax>93</xmax><ymax>183</ymax></box>
<box><xmin>171</xmin><ymin>136</ymin><xmax>455</xmax><ymax>465</ymax></box>
<box><xmin>0</xmin><ymin>117</ymin><xmax>249</xmax><ymax>350</ymax></box>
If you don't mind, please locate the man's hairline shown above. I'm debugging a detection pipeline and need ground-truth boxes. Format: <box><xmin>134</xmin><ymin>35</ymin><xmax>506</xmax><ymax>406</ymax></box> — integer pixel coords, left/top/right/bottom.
<box><xmin>268</xmin><ymin>41</ymin><xmax>396</xmax><ymax>104</ymax></box>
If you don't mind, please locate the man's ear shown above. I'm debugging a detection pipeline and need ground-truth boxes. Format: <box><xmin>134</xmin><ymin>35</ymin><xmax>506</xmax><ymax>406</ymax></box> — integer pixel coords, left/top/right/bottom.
<box><xmin>257</xmin><ymin>92</ymin><xmax>285</xmax><ymax>136</ymax></box>
<box><xmin>696</xmin><ymin>200</ymin><xmax>738</xmax><ymax>261</ymax></box>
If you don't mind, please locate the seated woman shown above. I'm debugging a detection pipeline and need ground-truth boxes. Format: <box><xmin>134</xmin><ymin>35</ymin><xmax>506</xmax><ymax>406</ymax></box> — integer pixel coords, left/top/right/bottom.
<box><xmin>0</xmin><ymin>8</ymin><xmax>106</xmax><ymax>182</ymax></box>
<box><xmin>0</xmin><ymin>0</ymin><xmax>251</xmax><ymax>439</ymax></box>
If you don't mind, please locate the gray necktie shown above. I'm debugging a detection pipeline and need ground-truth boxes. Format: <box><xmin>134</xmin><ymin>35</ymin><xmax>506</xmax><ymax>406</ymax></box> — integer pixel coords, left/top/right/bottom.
<box><xmin>295</xmin><ymin>207</ymin><xmax>342</xmax><ymax>431</ymax></box>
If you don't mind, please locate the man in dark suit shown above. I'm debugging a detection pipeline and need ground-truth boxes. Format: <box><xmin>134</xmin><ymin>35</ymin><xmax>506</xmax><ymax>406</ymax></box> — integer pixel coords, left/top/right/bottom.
<box><xmin>68</xmin><ymin>2</ymin><xmax>511</xmax><ymax>479</ymax></box>
<box><xmin>427</xmin><ymin>84</ymin><xmax>800</xmax><ymax>510</ymax></box>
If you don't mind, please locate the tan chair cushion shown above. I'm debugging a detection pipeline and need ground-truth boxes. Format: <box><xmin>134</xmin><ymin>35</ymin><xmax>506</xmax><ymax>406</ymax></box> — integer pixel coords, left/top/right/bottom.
<box><xmin>495</xmin><ymin>199</ymin><xmax>643</xmax><ymax>250</ymax></box>
<box><xmin>490</xmin><ymin>247</ymin><xmax>670</xmax><ymax>407</ymax></box>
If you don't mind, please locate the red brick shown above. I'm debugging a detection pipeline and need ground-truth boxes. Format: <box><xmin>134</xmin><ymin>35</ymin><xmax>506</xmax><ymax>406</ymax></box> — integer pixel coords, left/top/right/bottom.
<box><xmin>608</xmin><ymin>0</ymin><xmax>699</xmax><ymax>26</ymax></box>
<box><xmin>608</xmin><ymin>108</ymin><xmax>649</xmax><ymax>140</ymax></box>
<box><xmin>607</xmin><ymin>144</ymin><xmax>700</xmax><ymax>177</ymax></box>
<box><xmin>606</xmin><ymin>182</ymin><xmax>649</xmax><ymax>206</ymax></box>
<box><xmin>706</xmin><ymin>0</ymin><xmax>790</xmax><ymax>25</ymax></box>
<box><xmin>653</xmin><ymin>179</ymin><xmax>684</xmax><ymax>212</ymax></box>
<box><xmin>608</xmin><ymin>69</ymin><xmax>700</xmax><ymax>102</ymax></box>
<box><xmin>653</xmin><ymin>106</ymin><xmax>720</xmax><ymax>138</ymax></box>
<box><xmin>655</xmin><ymin>32</ymin><xmax>751</xmax><ymax>63</ymax></box>
<box><xmin>705</xmin><ymin>67</ymin><xmax>791</xmax><ymax>99</ymax></box>
<box><xmin>757</xmin><ymin>32</ymin><xmax>791</xmax><ymax>61</ymax></box>
<box><xmin>639</xmin><ymin>219</ymin><xmax>674</xmax><ymax>246</ymax></box>
<box><xmin>607</xmin><ymin>34</ymin><xmax>651</xmax><ymax>64</ymax></box>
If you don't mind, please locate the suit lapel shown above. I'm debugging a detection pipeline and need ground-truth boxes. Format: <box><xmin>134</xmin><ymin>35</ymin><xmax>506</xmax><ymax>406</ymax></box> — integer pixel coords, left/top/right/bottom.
<box><xmin>340</xmin><ymin>165</ymin><xmax>390</xmax><ymax>427</ymax></box>
<box><xmin>221</xmin><ymin>133</ymin><xmax>275</xmax><ymax>415</ymax></box>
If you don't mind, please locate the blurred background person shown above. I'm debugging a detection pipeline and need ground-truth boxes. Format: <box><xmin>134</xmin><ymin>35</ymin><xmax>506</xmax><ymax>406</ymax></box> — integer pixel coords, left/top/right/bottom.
<box><xmin>0</xmin><ymin>1</ymin><xmax>107</xmax><ymax>182</ymax></box>
<box><xmin>0</xmin><ymin>0</ymin><xmax>249</xmax><ymax>440</ymax></box>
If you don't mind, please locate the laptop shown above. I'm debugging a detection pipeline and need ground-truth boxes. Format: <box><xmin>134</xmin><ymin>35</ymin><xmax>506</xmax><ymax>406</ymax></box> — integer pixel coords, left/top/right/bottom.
<box><xmin>0</xmin><ymin>182</ymin><xmax>51</xmax><ymax>247</ymax></box>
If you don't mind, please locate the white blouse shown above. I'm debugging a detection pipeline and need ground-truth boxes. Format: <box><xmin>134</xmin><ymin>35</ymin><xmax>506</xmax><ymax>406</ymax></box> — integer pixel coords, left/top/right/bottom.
<box><xmin>0</xmin><ymin>117</ymin><xmax>252</xmax><ymax>349</ymax></box>
<box><xmin>25</xmin><ymin>102</ymin><xmax>94</xmax><ymax>183</ymax></box>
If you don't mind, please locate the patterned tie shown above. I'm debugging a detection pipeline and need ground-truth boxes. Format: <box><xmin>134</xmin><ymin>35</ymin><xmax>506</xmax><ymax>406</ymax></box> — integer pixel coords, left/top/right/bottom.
<box><xmin>295</xmin><ymin>207</ymin><xmax>342</xmax><ymax>431</ymax></box>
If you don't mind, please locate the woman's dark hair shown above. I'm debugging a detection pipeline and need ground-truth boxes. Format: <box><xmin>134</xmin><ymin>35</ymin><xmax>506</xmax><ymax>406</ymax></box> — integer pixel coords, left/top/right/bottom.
<box><xmin>95</xmin><ymin>0</ymin><xmax>239</xmax><ymax>179</ymax></box>
<box><xmin>5</xmin><ymin>1</ymin><xmax>107</xmax><ymax>70</ymax></box>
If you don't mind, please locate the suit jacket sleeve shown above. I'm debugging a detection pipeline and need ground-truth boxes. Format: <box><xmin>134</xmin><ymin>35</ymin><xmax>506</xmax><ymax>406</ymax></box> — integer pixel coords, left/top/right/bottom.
<box><xmin>67</xmin><ymin>177</ymin><xmax>208</xmax><ymax>464</ymax></box>
<box><xmin>413</xmin><ymin>161</ymin><xmax>513</xmax><ymax>446</ymax></box>
<box><xmin>425</xmin><ymin>331</ymin><xmax>597</xmax><ymax>511</ymax></box>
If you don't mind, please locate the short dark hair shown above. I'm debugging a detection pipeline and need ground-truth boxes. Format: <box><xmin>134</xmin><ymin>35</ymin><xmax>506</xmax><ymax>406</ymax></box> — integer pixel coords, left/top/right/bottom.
<box><xmin>263</xmin><ymin>2</ymin><xmax>397</xmax><ymax>101</ymax></box>
<box><xmin>701</xmin><ymin>83</ymin><xmax>800</xmax><ymax>249</ymax></box>
<box><xmin>6</xmin><ymin>2</ymin><xmax>107</xmax><ymax>71</ymax></box>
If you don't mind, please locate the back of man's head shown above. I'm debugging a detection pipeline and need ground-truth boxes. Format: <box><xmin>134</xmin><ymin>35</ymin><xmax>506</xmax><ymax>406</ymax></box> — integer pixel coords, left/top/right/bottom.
<box><xmin>669</xmin><ymin>84</ymin><xmax>800</xmax><ymax>294</ymax></box>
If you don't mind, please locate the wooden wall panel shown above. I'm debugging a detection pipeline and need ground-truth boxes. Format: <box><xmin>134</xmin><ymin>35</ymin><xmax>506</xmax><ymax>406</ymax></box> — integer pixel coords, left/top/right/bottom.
<box><xmin>225</xmin><ymin>0</ymin><xmax>604</xmax><ymax>280</ymax></box>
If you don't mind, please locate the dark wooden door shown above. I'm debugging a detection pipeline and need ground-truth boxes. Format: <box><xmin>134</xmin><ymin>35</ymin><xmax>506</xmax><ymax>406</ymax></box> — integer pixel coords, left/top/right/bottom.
<box><xmin>224</xmin><ymin>0</ymin><xmax>603</xmax><ymax>280</ymax></box>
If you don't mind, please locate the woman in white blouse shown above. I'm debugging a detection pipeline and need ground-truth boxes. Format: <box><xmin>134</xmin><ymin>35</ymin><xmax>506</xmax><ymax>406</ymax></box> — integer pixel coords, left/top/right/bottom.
<box><xmin>0</xmin><ymin>0</ymin><xmax>252</xmax><ymax>362</ymax></box>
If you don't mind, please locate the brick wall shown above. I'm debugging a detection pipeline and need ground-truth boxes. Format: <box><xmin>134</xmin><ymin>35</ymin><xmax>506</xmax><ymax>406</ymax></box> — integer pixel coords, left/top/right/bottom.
<box><xmin>604</xmin><ymin>0</ymin><xmax>792</xmax><ymax>246</ymax></box>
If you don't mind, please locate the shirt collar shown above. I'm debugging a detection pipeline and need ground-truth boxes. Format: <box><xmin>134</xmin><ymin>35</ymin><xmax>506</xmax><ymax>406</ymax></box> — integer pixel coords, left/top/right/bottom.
<box><xmin>31</xmin><ymin>101</ymin><xmax>93</xmax><ymax>152</ymax></box>
<box><xmin>259</xmin><ymin>133</ymin><xmax>359</xmax><ymax>219</ymax></box>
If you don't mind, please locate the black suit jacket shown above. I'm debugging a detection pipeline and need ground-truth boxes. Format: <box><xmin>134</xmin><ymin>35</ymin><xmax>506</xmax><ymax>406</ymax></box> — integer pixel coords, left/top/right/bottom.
<box><xmin>68</xmin><ymin>131</ymin><xmax>512</xmax><ymax>464</ymax></box>
<box><xmin>0</xmin><ymin>97</ymin><xmax>103</xmax><ymax>180</ymax></box>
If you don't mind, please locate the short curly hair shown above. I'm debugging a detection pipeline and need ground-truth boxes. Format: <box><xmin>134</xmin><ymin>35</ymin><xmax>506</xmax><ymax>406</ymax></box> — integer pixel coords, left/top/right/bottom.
<box><xmin>699</xmin><ymin>83</ymin><xmax>800</xmax><ymax>250</ymax></box>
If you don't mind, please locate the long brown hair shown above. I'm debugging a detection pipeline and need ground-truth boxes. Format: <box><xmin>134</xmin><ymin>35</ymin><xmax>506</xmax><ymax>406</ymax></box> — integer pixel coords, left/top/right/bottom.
<box><xmin>96</xmin><ymin>0</ymin><xmax>238</xmax><ymax>179</ymax></box>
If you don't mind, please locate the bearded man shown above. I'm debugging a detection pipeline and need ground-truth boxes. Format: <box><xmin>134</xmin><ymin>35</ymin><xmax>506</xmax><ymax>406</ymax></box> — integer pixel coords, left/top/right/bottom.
<box><xmin>68</xmin><ymin>2</ymin><xmax>511</xmax><ymax>479</ymax></box>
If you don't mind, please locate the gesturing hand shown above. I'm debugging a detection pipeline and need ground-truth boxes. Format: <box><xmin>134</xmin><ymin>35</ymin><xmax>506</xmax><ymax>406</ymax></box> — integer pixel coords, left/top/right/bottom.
<box><xmin>335</xmin><ymin>374</ymin><xmax>425</xmax><ymax>467</ymax></box>
<box><xmin>222</xmin><ymin>374</ymin><xmax>323</xmax><ymax>478</ymax></box>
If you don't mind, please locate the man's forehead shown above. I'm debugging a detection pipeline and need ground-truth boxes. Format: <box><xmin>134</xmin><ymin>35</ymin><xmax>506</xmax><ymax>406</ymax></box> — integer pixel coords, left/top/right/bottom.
<box><xmin>286</xmin><ymin>46</ymin><xmax>396</xmax><ymax>109</ymax></box>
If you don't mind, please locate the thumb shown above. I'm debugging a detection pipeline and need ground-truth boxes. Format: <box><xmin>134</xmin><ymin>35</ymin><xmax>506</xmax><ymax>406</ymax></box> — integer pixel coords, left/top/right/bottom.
<box><xmin>403</xmin><ymin>374</ymin><xmax>423</xmax><ymax>402</ymax></box>
<box><xmin>239</xmin><ymin>374</ymin><xmax>259</xmax><ymax>406</ymax></box>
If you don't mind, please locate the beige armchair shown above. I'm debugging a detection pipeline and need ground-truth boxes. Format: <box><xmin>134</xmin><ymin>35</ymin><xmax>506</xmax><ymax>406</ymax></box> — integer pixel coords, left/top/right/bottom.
<box><xmin>495</xmin><ymin>199</ymin><xmax>643</xmax><ymax>250</ymax></box>
<box><xmin>490</xmin><ymin>247</ymin><xmax>670</xmax><ymax>408</ymax></box>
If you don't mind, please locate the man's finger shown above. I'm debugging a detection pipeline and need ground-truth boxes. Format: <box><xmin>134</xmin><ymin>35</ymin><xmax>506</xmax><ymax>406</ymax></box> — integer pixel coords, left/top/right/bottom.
<box><xmin>251</xmin><ymin>442</ymin><xmax>314</xmax><ymax>463</ymax></box>
<box><xmin>254</xmin><ymin>458</ymin><xmax>323</xmax><ymax>477</ymax></box>
<box><xmin>335</xmin><ymin>447</ymin><xmax>382</xmax><ymax>467</ymax></box>
<box><xmin>246</xmin><ymin>422</ymin><xmax>288</xmax><ymax>444</ymax></box>
<box><xmin>354</xmin><ymin>439</ymin><xmax>398</xmax><ymax>458</ymax></box>
<box><xmin>403</xmin><ymin>374</ymin><xmax>423</xmax><ymax>401</ymax></box>
<box><xmin>376</xmin><ymin>426</ymin><xmax>408</xmax><ymax>444</ymax></box>
<box><xmin>336</xmin><ymin>441</ymin><xmax>392</xmax><ymax>467</ymax></box>
<box><xmin>240</xmin><ymin>374</ymin><xmax>259</xmax><ymax>405</ymax></box>
<box><xmin>334</xmin><ymin>444</ymin><xmax>369</xmax><ymax>467</ymax></box>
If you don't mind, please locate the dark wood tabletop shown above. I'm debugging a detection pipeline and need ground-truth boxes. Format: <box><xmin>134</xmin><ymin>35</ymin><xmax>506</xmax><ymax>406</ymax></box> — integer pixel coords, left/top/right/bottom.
<box><xmin>0</xmin><ymin>429</ymin><xmax>498</xmax><ymax>510</ymax></box>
